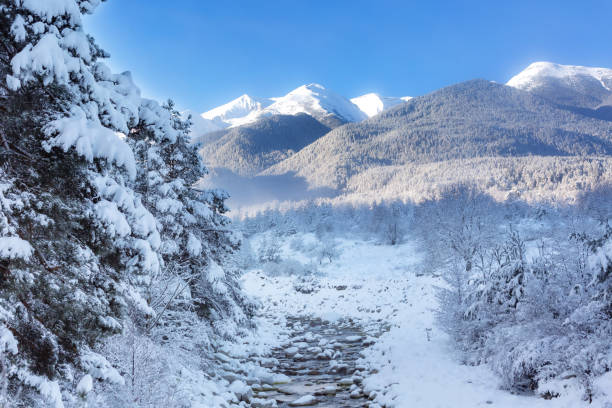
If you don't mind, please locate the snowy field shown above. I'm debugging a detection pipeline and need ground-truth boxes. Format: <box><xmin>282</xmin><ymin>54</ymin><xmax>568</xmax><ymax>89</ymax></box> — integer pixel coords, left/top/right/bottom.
<box><xmin>240</xmin><ymin>233</ymin><xmax>612</xmax><ymax>408</ymax></box>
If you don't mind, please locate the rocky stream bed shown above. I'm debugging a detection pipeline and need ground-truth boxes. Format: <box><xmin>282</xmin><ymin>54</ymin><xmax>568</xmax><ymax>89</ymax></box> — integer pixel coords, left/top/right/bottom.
<box><xmin>229</xmin><ymin>316</ymin><xmax>386</xmax><ymax>408</ymax></box>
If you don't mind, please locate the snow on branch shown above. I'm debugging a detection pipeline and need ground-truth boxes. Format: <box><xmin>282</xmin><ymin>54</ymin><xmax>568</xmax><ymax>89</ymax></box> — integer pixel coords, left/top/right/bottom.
<box><xmin>18</xmin><ymin>0</ymin><xmax>83</xmax><ymax>24</ymax></box>
<box><xmin>43</xmin><ymin>108</ymin><xmax>137</xmax><ymax>179</ymax></box>
<box><xmin>9</xmin><ymin>33</ymin><xmax>80</xmax><ymax>89</ymax></box>
<box><xmin>81</xmin><ymin>350</ymin><xmax>125</xmax><ymax>385</ymax></box>
<box><xmin>0</xmin><ymin>236</ymin><xmax>33</xmax><ymax>260</ymax></box>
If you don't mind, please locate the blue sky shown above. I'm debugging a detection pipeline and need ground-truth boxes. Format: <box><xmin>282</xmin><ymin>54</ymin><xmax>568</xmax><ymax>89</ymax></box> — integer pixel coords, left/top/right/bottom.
<box><xmin>85</xmin><ymin>0</ymin><xmax>612</xmax><ymax>112</ymax></box>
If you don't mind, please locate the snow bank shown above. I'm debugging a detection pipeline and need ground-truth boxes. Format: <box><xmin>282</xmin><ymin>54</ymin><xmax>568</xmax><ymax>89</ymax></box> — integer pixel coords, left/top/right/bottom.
<box><xmin>243</xmin><ymin>232</ymin><xmax>611</xmax><ymax>408</ymax></box>
<box><xmin>76</xmin><ymin>374</ymin><xmax>93</xmax><ymax>395</ymax></box>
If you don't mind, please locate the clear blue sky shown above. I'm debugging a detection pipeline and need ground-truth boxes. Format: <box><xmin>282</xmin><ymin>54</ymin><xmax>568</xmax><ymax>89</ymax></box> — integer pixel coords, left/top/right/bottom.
<box><xmin>84</xmin><ymin>0</ymin><xmax>612</xmax><ymax>113</ymax></box>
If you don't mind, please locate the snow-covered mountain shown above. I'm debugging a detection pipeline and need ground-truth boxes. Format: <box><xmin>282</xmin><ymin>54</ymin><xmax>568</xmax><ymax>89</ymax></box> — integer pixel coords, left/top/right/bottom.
<box><xmin>201</xmin><ymin>84</ymin><xmax>367</xmax><ymax>130</ymax></box>
<box><xmin>194</xmin><ymin>84</ymin><xmax>409</xmax><ymax>135</ymax></box>
<box><xmin>255</xmin><ymin>83</ymin><xmax>368</xmax><ymax>125</ymax></box>
<box><xmin>199</xmin><ymin>113</ymin><xmax>330</xmax><ymax>176</ymax></box>
<box><xmin>263</xmin><ymin>79</ymin><xmax>612</xmax><ymax>190</ymax></box>
<box><xmin>507</xmin><ymin>62</ymin><xmax>612</xmax><ymax>109</ymax></box>
<box><xmin>201</xmin><ymin>94</ymin><xmax>274</xmax><ymax>128</ymax></box>
<box><xmin>350</xmin><ymin>93</ymin><xmax>412</xmax><ymax>117</ymax></box>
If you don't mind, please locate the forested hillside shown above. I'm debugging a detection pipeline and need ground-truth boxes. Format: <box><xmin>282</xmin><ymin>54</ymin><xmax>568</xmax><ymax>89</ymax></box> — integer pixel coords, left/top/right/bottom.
<box><xmin>264</xmin><ymin>79</ymin><xmax>612</xmax><ymax>190</ymax></box>
<box><xmin>199</xmin><ymin>113</ymin><xmax>330</xmax><ymax>176</ymax></box>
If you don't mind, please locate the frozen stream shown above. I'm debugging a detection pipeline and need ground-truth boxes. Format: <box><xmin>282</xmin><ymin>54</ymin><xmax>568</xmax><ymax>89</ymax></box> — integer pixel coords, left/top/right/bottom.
<box><xmin>248</xmin><ymin>316</ymin><xmax>381</xmax><ymax>407</ymax></box>
<box><xmin>238</xmin><ymin>237</ymin><xmax>582</xmax><ymax>408</ymax></box>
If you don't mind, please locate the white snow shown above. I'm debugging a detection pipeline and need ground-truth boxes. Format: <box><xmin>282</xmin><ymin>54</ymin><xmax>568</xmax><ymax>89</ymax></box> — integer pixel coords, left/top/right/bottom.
<box><xmin>507</xmin><ymin>61</ymin><xmax>612</xmax><ymax>93</ymax></box>
<box><xmin>43</xmin><ymin>108</ymin><xmax>137</xmax><ymax>180</ymax></box>
<box><xmin>202</xmin><ymin>94</ymin><xmax>274</xmax><ymax>128</ymax></box>
<box><xmin>228</xmin><ymin>379</ymin><xmax>249</xmax><ymax>395</ymax></box>
<box><xmin>350</xmin><ymin>93</ymin><xmax>412</xmax><ymax>117</ymax></box>
<box><xmin>10</xmin><ymin>14</ymin><xmax>26</xmax><ymax>42</ymax></box>
<box><xmin>155</xmin><ymin>197</ymin><xmax>183</xmax><ymax>214</ymax></box>
<box><xmin>0</xmin><ymin>236</ymin><xmax>34</xmax><ymax>260</ymax></box>
<box><xmin>206</xmin><ymin>260</ymin><xmax>226</xmax><ymax>282</ymax></box>
<box><xmin>288</xmin><ymin>394</ymin><xmax>317</xmax><ymax>406</ymax></box>
<box><xmin>76</xmin><ymin>374</ymin><xmax>93</xmax><ymax>395</ymax></box>
<box><xmin>255</xmin><ymin>83</ymin><xmax>367</xmax><ymax>123</ymax></box>
<box><xmin>92</xmin><ymin>175</ymin><xmax>160</xmax><ymax>250</ymax></box>
<box><xmin>10</xmin><ymin>33</ymin><xmax>79</xmax><ymax>87</ymax></box>
<box><xmin>19</xmin><ymin>0</ymin><xmax>83</xmax><ymax>24</ymax></box>
<box><xmin>18</xmin><ymin>371</ymin><xmax>64</xmax><ymax>408</ymax></box>
<box><xmin>186</xmin><ymin>233</ymin><xmax>202</xmax><ymax>256</ymax></box>
<box><xmin>242</xmin><ymin>232</ymin><xmax>612</xmax><ymax>408</ymax></box>
<box><xmin>93</xmin><ymin>200</ymin><xmax>131</xmax><ymax>238</ymax></box>
<box><xmin>195</xmin><ymin>84</ymin><xmax>410</xmax><ymax>134</ymax></box>
<box><xmin>0</xmin><ymin>325</ymin><xmax>18</xmax><ymax>355</ymax></box>
<box><xmin>81</xmin><ymin>351</ymin><xmax>125</xmax><ymax>385</ymax></box>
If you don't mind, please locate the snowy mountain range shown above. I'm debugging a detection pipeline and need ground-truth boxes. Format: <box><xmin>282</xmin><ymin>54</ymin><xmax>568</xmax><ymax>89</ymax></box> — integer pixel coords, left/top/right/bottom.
<box><xmin>192</xmin><ymin>84</ymin><xmax>411</xmax><ymax>135</ymax></box>
<box><xmin>193</xmin><ymin>61</ymin><xmax>612</xmax><ymax>138</ymax></box>
<box><xmin>202</xmin><ymin>94</ymin><xmax>274</xmax><ymax>128</ymax></box>
<box><xmin>196</xmin><ymin>61</ymin><xmax>612</xmax><ymax>208</ymax></box>
<box><xmin>264</xmin><ymin>78</ymin><xmax>612</xmax><ymax>189</ymax></box>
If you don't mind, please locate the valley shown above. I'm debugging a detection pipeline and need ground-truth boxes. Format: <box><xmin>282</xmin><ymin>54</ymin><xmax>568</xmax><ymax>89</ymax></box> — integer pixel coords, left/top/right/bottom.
<box><xmin>3</xmin><ymin>1</ymin><xmax>612</xmax><ymax>405</ymax></box>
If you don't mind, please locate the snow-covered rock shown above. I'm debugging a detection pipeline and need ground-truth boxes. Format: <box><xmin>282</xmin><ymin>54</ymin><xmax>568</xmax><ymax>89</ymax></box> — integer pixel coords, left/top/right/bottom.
<box><xmin>288</xmin><ymin>394</ymin><xmax>318</xmax><ymax>406</ymax></box>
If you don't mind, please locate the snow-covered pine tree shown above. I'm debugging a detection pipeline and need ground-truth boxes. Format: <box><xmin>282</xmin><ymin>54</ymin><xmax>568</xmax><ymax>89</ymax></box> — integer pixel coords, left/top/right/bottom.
<box><xmin>129</xmin><ymin>99</ymin><xmax>248</xmax><ymax>340</ymax></box>
<box><xmin>0</xmin><ymin>1</ymin><xmax>165</xmax><ymax>405</ymax></box>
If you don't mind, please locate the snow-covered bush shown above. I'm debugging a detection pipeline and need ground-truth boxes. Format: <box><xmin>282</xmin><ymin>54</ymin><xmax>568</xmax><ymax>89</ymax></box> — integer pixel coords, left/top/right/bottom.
<box><xmin>434</xmin><ymin>185</ymin><xmax>612</xmax><ymax>401</ymax></box>
<box><xmin>316</xmin><ymin>236</ymin><xmax>340</xmax><ymax>264</ymax></box>
<box><xmin>292</xmin><ymin>274</ymin><xmax>321</xmax><ymax>294</ymax></box>
<box><xmin>263</xmin><ymin>259</ymin><xmax>319</xmax><ymax>277</ymax></box>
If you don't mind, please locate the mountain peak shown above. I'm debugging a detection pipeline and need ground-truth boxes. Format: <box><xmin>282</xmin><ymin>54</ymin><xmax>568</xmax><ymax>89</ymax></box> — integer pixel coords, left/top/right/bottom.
<box><xmin>201</xmin><ymin>94</ymin><xmax>273</xmax><ymax>127</ymax></box>
<box><xmin>193</xmin><ymin>84</ymin><xmax>408</xmax><ymax>136</ymax></box>
<box><xmin>508</xmin><ymin>62</ymin><xmax>612</xmax><ymax>90</ymax></box>
<box><xmin>302</xmin><ymin>83</ymin><xmax>326</xmax><ymax>90</ymax></box>
<box><xmin>507</xmin><ymin>62</ymin><xmax>612</xmax><ymax>108</ymax></box>
<box><xmin>350</xmin><ymin>93</ymin><xmax>412</xmax><ymax>118</ymax></box>
<box><xmin>264</xmin><ymin>83</ymin><xmax>366</xmax><ymax>123</ymax></box>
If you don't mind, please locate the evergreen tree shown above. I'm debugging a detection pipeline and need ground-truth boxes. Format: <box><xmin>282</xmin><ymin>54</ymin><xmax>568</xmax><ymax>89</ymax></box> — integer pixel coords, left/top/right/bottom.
<box><xmin>0</xmin><ymin>1</ymin><xmax>160</xmax><ymax>404</ymax></box>
<box><xmin>130</xmin><ymin>99</ymin><xmax>247</xmax><ymax>334</ymax></box>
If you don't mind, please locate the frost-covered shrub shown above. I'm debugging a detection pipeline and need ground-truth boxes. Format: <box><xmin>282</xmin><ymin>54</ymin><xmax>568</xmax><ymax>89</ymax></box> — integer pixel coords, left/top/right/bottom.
<box><xmin>435</xmin><ymin>187</ymin><xmax>612</xmax><ymax>401</ymax></box>
<box><xmin>293</xmin><ymin>275</ymin><xmax>321</xmax><ymax>294</ymax></box>
<box><xmin>263</xmin><ymin>259</ymin><xmax>319</xmax><ymax>277</ymax></box>
<box><xmin>257</xmin><ymin>233</ymin><xmax>282</xmax><ymax>264</ymax></box>
<box><xmin>316</xmin><ymin>236</ymin><xmax>340</xmax><ymax>264</ymax></box>
<box><xmin>96</xmin><ymin>320</ymin><xmax>179</xmax><ymax>407</ymax></box>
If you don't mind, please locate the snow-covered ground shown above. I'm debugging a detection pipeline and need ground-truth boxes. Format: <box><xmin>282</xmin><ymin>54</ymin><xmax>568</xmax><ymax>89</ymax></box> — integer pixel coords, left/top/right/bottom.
<box><xmin>241</xmin><ymin>233</ymin><xmax>612</xmax><ymax>408</ymax></box>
